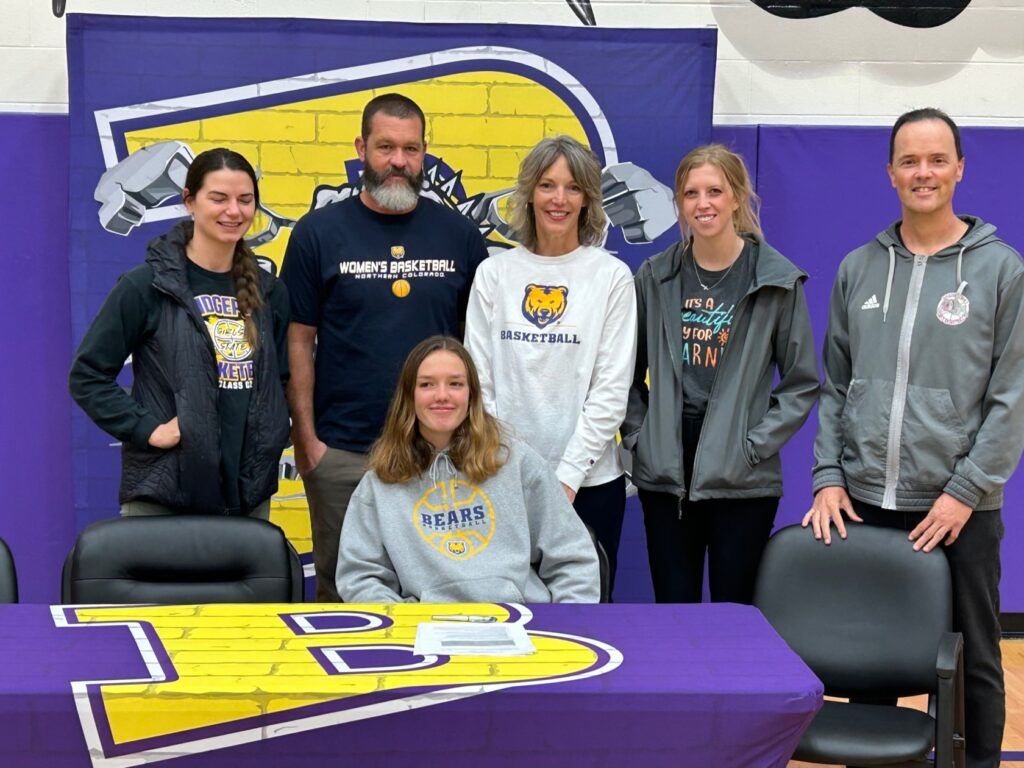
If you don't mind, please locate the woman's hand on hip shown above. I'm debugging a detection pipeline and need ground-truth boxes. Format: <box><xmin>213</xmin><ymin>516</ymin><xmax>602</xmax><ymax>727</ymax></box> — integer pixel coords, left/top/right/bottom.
<box><xmin>148</xmin><ymin>417</ymin><xmax>181</xmax><ymax>449</ymax></box>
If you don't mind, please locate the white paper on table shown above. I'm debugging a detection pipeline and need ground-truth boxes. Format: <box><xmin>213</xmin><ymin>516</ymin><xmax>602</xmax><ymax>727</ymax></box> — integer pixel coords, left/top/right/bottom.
<box><xmin>414</xmin><ymin>622</ymin><xmax>536</xmax><ymax>656</ymax></box>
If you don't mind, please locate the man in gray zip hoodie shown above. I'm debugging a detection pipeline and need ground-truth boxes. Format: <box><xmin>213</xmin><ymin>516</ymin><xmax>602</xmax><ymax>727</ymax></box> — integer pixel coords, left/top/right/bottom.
<box><xmin>805</xmin><ymin>108</ymin><xmax>1024</xmax><ymax>768</ymax></box>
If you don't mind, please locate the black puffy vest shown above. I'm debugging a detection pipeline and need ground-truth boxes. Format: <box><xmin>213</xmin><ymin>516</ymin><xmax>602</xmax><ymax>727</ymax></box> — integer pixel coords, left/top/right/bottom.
<box><xmin>120</xmin><ymin>225</ymin><xmax>290</xmax><ymax>513</ymax></box>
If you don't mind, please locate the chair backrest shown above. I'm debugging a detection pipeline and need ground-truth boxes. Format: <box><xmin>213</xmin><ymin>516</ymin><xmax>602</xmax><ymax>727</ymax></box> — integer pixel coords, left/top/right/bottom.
<box><xmin>0</xmin><ymin>537</ymin><xmax>17</xmax><ymax>603</ymax></box>
<box><xmin>754</xmin><ymin>524</ymin><xmax>951</xmax><ymax>699</ymax></box>
<box><xmin>584</xmin><ymin>524</ymin><xmax>611</xmax><ymax>603</ymax></box>
<box><xmin>62</xmin><ymin>516</ymin><xmax>303</xmax><ymax>604</ymax></box>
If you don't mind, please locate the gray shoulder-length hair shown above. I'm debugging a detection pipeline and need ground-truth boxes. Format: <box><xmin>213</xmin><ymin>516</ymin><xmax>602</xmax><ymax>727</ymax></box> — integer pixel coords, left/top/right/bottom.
<box><xmin>506</xmin><ymin>135</ymin><xmax>607</xmax><ymax>252</ymax></box>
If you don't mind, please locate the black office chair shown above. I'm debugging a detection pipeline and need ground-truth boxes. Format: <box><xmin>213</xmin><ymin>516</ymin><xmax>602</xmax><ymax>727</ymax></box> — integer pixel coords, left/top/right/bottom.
<box><xmin>754</xmin><ymin>524</ymin><xmax>965</xmax><ymax>768</ymax></box>
<box><xmin>62</xmin><ymin>516</ymin><xmax>303</xmax><ymax>604</ymax></box>
<box><xmin>0</xmin><ymin>537</ymin><xmax>17</xmax><ymax>603</ymax></box>
<box><xmin>584</xmin><ymin>524</ymin><xmax>611</xmax><ymax>603</ymax></box>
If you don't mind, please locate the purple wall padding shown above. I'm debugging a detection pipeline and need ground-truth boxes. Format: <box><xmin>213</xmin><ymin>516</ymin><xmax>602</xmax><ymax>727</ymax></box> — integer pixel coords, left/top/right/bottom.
<box><xmin>713</xmin><ymin>124</ymin><xmax>759</xmax><ymax>183</ymax></box>
<box><xmin>756</xmin><ymin>125</ymin><xmax>1024</xmax><ymax>611</ymax></box>
<box><xmin>0</xmin><ymin>114</ymin><xmax>75</xmax><ymax>603</ymax></box>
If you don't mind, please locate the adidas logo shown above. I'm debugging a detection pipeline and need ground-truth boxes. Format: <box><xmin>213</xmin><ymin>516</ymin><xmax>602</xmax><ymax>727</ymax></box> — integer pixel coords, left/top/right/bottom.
<box><xmin>861</xmin><ymin>294</ymin><xmax>880</xmax><ymax>310</ymax></box>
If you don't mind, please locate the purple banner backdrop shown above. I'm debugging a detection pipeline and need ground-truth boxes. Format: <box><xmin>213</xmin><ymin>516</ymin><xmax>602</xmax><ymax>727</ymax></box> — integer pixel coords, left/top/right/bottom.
<box><xmin>0</xmin><ymin>114</ymin><xmax>76</xmax><ymax>603</ymax></box>
<box><xmin>65</xmin><ymin>14</ymin><xmax>716</xmax><ymax>593</ymax></box>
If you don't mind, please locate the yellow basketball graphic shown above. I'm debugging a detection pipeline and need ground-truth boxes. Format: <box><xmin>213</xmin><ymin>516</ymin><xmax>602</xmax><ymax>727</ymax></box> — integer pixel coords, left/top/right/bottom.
<box><xmin>392</xmin><ymin>279</ymin><xmax>412</xmax><ymax>298</ymax></box>
<box><xmin>391</xmin><ymin>245</ymin><xmax>405</xmax><ymax>259</ymax></box>
<box><xmin>209</xmin><ymin>317</ymin><xmax>250</xmax><ymax>361</ymax></box>
<box><xmin>415</xmin><ymin>480</ymin><xmax>495</xmax><ymax>559</ymax></box>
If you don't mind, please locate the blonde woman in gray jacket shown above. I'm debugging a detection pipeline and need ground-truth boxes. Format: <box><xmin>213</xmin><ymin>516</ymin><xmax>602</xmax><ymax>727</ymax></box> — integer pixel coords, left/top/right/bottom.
<box><xmin>622</xmin><ymin>144</ymin><xmax>819</xmax><ymax>604</ymax></box>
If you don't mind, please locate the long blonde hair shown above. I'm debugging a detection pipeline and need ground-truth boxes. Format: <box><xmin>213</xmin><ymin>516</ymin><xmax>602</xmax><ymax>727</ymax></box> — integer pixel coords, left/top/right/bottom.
<box><xmin>674</xmin><ymin>144</ymin><xmax>762</xmax><ymax>239</ymax></box>
<box><xmin>369</xmin><ymin>336</ymin><xmax>506</xmax><ymax>484</ymax></box>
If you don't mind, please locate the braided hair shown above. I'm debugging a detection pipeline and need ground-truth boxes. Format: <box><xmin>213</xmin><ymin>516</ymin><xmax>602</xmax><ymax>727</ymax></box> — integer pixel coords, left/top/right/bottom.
<box><xmin>182</xmin><ymin>148</ymin><xmax>265</xmax><ymax>348</ymax></box>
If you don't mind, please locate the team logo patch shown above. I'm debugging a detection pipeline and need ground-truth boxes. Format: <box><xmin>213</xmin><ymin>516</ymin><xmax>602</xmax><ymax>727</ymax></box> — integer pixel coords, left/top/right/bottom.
<box><xmin>54</xmin><ymin>603</ymin><xmax>621</xmax><ymax>766</ymax></box>
<box><xmin>391</xmin><ymin>246</ymin><xmax>405</xmax><ymax>259</ymax></box>
<box><xmin>936</xmin><ymin>291</ymin><xmax>969</xmax><ymax>326</ymax></box>
<box><xmin>521</xmin><ymin>284</ymin><xmax>568</xmax><ymax>329</ymax></box>
<box><xmin>415</xmin><ymin>480</ymin><xmax>495</xmax><ymax>559</ymax></box>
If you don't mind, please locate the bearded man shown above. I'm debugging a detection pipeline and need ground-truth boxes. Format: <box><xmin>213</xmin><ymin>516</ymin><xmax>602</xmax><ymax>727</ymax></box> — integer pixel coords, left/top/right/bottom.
<box><xmin>282</xmin><ymin>93</ymin><xmax>488</xmax><ymax>601</ymax></box>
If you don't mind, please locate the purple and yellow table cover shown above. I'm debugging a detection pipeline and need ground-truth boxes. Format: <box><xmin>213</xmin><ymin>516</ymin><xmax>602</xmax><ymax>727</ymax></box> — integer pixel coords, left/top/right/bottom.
<box><xmin>0</xmin><ymin>602</ymin><xmax>822</xmax><ymax>768</ymax></box>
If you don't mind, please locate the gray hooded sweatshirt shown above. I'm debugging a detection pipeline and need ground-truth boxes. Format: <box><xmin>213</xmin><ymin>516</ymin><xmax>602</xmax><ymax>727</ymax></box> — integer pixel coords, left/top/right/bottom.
<box><xmin>336</xmin><ymin>438</ymin><xmax>600</xmax><ymax>603</ymax></box>
<box><xmin>622</xmin><ymin>235</ymin><xmax>819</xmax><ymax>501</ymax></box>
<box><xmin>813</xmin><ymin>216</ymin><xmax>1024</xmax><ymax>511</ymax></box>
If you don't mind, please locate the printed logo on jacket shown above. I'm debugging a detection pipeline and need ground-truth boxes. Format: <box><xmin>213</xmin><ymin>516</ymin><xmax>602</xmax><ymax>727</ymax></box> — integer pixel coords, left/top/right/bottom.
<box><xmin>415</xmin><ymin>480</ymin><xmax>495</xmax><ymax>559</ymax></box>
<box><xmin>54</xmin><ymin>603</ymin><xmax>622</xmax><ymax>766</ymax></box>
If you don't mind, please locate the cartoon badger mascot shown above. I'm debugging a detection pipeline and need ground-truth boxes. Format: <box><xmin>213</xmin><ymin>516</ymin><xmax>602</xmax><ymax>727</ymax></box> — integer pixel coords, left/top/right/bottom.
<box><xmin>521</xmin><ymin>284</ymin><xmax>569</xmax><ymax>328</ymax></box>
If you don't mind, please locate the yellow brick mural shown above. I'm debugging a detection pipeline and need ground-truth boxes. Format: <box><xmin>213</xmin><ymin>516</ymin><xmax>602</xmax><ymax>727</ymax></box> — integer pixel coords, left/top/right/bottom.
<box><xmin>123</xmin><ymin>73</ymin><xmax>589</xmax><ymax>562</ymax></box>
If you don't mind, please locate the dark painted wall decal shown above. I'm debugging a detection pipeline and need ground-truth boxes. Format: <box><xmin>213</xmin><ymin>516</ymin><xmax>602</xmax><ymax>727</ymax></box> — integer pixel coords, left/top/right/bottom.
<box><xmin>748</xmin><ymin>1</ymin><xmax>970</xmax><ymax>28</ymax></box>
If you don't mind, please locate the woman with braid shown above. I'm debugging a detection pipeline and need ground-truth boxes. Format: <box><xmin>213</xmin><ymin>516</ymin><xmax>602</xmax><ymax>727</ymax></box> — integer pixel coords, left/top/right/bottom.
<box><xmin>70</xmin><ymin>148</ymin><xmax>291</xmax><ymax>517</ymax></box>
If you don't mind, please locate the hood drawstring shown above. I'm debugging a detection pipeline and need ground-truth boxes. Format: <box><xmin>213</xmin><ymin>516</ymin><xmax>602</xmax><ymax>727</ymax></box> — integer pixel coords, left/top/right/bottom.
<box><xmin>955</xmin><ymin>244</ymin><xmax>968</xmax><ymax>298</ymax></box>
<box><xmin>428</xmin><ymin>449</ymin><xmax>457</xmax><ymax>491</ymax></box>
<box><xmin>883</xmin><ymin>242</ymin><xmax>969</xmax><ymax>323</ymax></box>
<box><xmin>882</xmin><ymin>245</ymin><xmax>896</xmax><ymax>323</ymax></box>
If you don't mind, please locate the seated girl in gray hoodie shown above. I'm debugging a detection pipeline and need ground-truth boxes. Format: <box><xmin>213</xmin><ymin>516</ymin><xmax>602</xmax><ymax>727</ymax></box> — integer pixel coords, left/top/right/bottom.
<box><xmin>336</xmin><ymin>336</ymin><xmax>600</xmax><ymax>604</ymax></box>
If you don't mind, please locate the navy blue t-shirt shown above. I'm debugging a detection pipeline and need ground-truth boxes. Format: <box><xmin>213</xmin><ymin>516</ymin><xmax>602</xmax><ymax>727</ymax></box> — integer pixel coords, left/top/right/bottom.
<box><xmin>281</xmin><ymin>195</ymin><xmax>488</xmax><ymax>452</ymax></box>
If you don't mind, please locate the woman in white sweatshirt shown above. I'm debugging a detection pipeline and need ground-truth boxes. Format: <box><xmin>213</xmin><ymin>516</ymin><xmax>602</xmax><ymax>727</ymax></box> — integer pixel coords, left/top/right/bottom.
<box><xmin>336</xmin><ymin>335</ymin><xmax>599</xmax><ymax>604</ymax></box>
<box><xmin>465</xmin><ymin>136</ymin><xmax>637</xmax><ymax>594</ymax></box>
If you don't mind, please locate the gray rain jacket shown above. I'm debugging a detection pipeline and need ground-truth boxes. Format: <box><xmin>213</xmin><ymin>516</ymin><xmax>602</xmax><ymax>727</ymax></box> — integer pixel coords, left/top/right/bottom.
<box><xmin>622</xmin><ymin>236</ymin><xmax>819</xmax><ymax>500</ymax></box>
<box><xmin>813</xmin><ymin>217</ymin><xmax>1024</xmax><ymax>511</ymax></box>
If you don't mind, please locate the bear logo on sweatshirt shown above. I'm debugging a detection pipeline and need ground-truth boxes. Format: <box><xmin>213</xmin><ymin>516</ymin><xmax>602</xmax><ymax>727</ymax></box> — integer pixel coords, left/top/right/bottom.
<box><xmin>522</xmin><ymin>284</ymin><xmax>569</xmax><ymax>329</ymax></box>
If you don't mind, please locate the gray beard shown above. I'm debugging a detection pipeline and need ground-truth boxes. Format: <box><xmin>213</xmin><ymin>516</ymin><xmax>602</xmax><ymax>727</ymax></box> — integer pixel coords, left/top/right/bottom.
<box><xmin>363</xmin><ymin>166</ymin><xmax>422</xmax><ymax>212</ymax></box>
<box><xmin>367</xmin><ymin>181</ymin><xmax>421</xmax><ymax>212</ymax></box>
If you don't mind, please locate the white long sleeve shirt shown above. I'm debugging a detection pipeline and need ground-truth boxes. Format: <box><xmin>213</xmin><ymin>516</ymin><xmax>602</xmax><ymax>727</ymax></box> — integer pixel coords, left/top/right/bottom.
<box><xmin>465</xmin><ymin>244</ymin><xmax>637</xmax><ymax>491</ymax></box>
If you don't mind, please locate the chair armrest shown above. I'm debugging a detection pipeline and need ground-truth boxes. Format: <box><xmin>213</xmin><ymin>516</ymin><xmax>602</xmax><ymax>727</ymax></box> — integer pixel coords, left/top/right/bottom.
<box><xmin>936</xmin><ymin>632</ymin><xmax>962</xmax><ymax>679</ymax></box>
<box><xmin>934</xmin><ymin>631</ymin><xmax>965</xmax><ymax>768</ymax></box>
<box><xmin>61</xmin><ymin>546</ymin><xmax>75</xmax><ymax>604</ymax></box>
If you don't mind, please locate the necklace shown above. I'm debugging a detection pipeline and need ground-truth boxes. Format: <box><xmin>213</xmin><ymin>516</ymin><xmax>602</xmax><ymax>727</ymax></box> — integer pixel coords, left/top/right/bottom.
<box><xmin>691</xmin><ymin>246</ymin><xmax>740</xmax><ymax>292</ymax></box>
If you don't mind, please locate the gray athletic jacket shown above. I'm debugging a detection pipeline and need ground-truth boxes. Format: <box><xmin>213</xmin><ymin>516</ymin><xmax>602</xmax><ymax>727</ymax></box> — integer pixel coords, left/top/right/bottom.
<box><xmin>622</xmin><ymin>236</ymin><xmax>819</xmax><ymax>500</ymax></box>
<box><xmin>813</xmin><ymin>217</ymin><xmax>1024</xmax><ymax>511</ymax></box>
